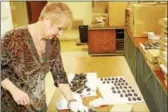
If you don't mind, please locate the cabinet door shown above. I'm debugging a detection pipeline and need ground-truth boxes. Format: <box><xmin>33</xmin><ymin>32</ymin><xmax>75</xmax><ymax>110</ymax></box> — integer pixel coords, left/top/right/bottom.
<box><xmin>124</xmin><ymin>31</ymin><xmax>136</xmax><ymax>78</ymax></box>
<box><xmin>88</xmin><ymin>29</ymin><xmax>116</xmax><ymax>54</ymax></box>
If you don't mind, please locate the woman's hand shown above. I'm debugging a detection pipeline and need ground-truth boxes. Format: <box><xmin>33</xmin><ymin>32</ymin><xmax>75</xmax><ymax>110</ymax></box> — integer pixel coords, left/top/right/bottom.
<box><xmin>69</xmin><ymin>100</ymin><xmax>88</xmax><ymax>112</ymax></box>
<box><xmin>10</xmin><ymin>87</ymin><xmax>30</xmax><ymax>107</ymax></box>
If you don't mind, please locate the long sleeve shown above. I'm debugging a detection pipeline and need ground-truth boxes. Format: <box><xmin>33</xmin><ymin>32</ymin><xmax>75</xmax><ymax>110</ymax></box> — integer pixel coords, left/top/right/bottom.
<box><xmin>1</xmin><ymin>31</ymin><xmax>15</xmax><ymax>81</ymax></box>
<box><xmin>50</xmin><ymin>39</ymin><xmax>69</xmax><ymax>87</ymax></box>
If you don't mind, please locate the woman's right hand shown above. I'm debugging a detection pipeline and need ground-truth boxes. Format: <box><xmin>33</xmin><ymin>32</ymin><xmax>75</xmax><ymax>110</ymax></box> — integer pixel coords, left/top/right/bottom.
<box><xmin>10</xmin><ymin>87</ymin><xmax>30</xmax><ymax>107</ymax></box>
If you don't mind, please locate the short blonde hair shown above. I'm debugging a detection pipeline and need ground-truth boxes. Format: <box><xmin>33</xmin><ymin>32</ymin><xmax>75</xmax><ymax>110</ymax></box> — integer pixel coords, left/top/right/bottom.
<box><xmin>39</xmin><ymin>2</ymin><xmax>73</xmax><ymax>30</ymax></box>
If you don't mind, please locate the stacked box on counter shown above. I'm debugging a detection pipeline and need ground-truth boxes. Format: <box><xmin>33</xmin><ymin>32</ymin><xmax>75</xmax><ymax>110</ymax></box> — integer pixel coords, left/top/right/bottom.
<box><xmin>158</xmin><ymin>18</ymin><xmax>167</xmax><ymax>82</ymax></box>
<box><xmin>126</xmin><ymin>3</ymin><xmax>167</xmax><ymax>37</ymax></box>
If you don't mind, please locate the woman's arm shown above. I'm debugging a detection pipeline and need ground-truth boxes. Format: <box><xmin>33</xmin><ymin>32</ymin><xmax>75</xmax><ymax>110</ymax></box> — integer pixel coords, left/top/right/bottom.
<box><xmin>57</xmin><ymin>84</ymin><xmax>73</xmax><ymax>102</ymax></box>
<box><xmin>1</xmin><ymin>31</ymin><xmax>30</xmax><ymax>107</ymax></box>
<box><xmin>50</xmin><ymin>39</ymin><xmax>73</xmax><ymax>101</ymax></box>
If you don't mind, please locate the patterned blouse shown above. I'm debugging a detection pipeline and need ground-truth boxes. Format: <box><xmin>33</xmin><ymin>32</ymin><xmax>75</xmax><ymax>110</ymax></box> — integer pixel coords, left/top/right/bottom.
<box><xmin>1</xmin><ymin>26</ymin><xmax>69</xmax><ymax>112</ymax></box>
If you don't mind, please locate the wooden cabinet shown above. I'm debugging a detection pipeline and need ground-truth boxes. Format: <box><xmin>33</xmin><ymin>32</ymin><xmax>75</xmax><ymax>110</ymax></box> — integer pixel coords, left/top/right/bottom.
<box><xmin>125</xmin><ymin>29</ymin><xmax>168</xmax><ymax>112</ymax></box>
<box><xmin>88</xmin><ymin>29</ymin><xmax>116</xmax><ymax>55</ymax></box>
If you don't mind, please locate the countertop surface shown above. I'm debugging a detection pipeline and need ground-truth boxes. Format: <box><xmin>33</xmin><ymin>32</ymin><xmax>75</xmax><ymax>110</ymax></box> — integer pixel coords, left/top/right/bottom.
<box><xmin>47</xmin><ymin>56</ymin><xmax>149</xmax><ymax>112</ymax></box>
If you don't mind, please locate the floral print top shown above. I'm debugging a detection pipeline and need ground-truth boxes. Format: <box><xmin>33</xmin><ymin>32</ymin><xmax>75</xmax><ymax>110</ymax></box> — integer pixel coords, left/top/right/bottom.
<box><xmin>1</xmin><ymin>26</ymin><xmax>69</xmax><ymax>112</ymax></box>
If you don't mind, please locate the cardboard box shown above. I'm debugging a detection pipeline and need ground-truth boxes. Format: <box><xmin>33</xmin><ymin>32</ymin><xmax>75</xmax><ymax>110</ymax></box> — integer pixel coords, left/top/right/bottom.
<box><xmin>108</xmin><ymin>2</ymin><xmax>129</xmax><ymax>27</ymax></box>
<box><xmin>92</xmin><ymin>13</ymin><xmax>109</xmax><ymax>27</ymax></box>
<box><xmin>129</xmin><ymin>3</ymin><xmax>167</xmax><ymax>37</ymax></box>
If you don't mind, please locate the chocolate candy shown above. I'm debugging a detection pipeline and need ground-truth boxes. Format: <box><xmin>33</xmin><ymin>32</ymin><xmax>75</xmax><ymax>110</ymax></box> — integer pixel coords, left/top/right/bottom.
<box><xmin>132</xmin><ymin>97</ymin><xmax>136</xmax><ymax>101</ymax></box>
<box><xmin>128</xmin><ymin>97</ymin><xmax>132</xmax><ymax>101</ymax></box>
<box><xmin>124</xmin><ymin>86</ymin><xmax>127</xmax><ymax>89</ymax></box>
<box><xmin>125</xmin><ymin>82</ymin><xmax>128</xmax><ymax>85</ymax></box>
<box><xmin>87</xmin><ymin>88</ymin><xmax>91</xmax><ymax>91</ymax></box>
<box><xmin>128</xmin><ymin>93</ymin><xmax>132</xmax><ymax>96</ymax></box>
<box><xmin>127</xmin><ymin>89</ymin><xmax>130</xmax><ymax>93</ymax></box>
<box><xmin>134</xmin><ymin>93</ymin><xmax>138</xmax><ymax>96</ymax></box>
<box><xmin>137</xmin><ymin>97</ymin><xmax>141</xmax><ymax>101</ymax></box>
<box><xmin>113</xmin><ymin>90</ymin><xmax>116</xmax><ymax>93</ymax></box>
<box><xmin>120</xmin><ymin>94</ymin><xmax>123</xmax><ymax>97</ymax></box>
<box><xmin>125</xmin><ymin>94</ymin><xmax>128</xmax><ymax>97</ymax></box>
<box><xmin>118</xmin><ymin>90</ymin><xmax>121</xmax><ymax>93</ymax></box>
<box><xmin>131</xmin><ymin>89</ymin><xmax>135</xmax><ymax>92</ymax></box>
<box><xmin>122</xmin><ymin>90</ymin><xmax>126</xmax><ymax>93</ymax></box>
<box><xmin>116</xmin><ymin>86</ymin><xmax>119</xmax><ymax>89</ymax></box>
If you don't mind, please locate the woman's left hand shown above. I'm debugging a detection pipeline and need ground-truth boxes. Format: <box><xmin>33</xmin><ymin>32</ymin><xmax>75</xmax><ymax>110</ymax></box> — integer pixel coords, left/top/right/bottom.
<box><xmin>69</xmin><ymin>100</ymin><xmax>88</xmax><ymax>112</ymax></box>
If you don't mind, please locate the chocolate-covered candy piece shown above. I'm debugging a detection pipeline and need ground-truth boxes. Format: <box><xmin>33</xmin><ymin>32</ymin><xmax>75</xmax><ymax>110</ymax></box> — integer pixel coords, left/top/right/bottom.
<box><xmin>114</xmin><ymin>83</ymin><xmax>117</xmax><ymax>86</ymax></box>
<box><xmin>134</xmin><ymin>93</ymin><xmax>138</xmax><ymax>96</ymax></box>
<box><xmin>112</xmin><ymin>78</ymin><xmax>114</xmax><ymax>80</ymax></box>
<box><xmin>108</xmin><ymin>78</ymin><xmax>111</xmax><ymax>80</ymax></box>
<box><xmin>84</xmin><ymin>85</ymin><xmax>87</xmax><ymax>88</ymax></box>
<box><xmin>122</xmin><ymin>90</ymin><xmax>126</xmax><ymax>93</ymax></box>
<box><xmin>103</xmin><ymin>81</ymin><xmax>105</xmax><ymax>84</ymax></box>
<box><xmin>111</xmin><ymin>87</ymin><xmax>114</xmax><ymax>89</ymax></box>
<box><xmin>120</xmin><ymin>94</ymin><xmax>123</xmax><ymax>97</ymax></box>
<box><xmin>128</xmin><ymin>97</ymin><xmax>132</xmax><ymax>101</ymax></box>
<box><xmin>120</xmin><ymin>86</ymin><xmax>122</xmax><ymax>89</ymax></box>
<box><xmin>118</xmin><ymin>90</ymin><xmax>121</xmax><ymax>93</ymax></box>
<box><xmin>121</xmin><ymin>83</ymin><xmax>124</xmax><ymax>85</ymax></box>
<box><xmin>87</xmin><ymin>88</ymin><xmax>91</xmax><ymax>91</ymax></box>
<box><xmin>118</xmin><ymin>83</ymin><xmax>120</xmax><ymax>86</ymax></box>
<box><xmin>125</xmin><ymin>82</ymin><xmax>128</xmax><ymax>85</ymax></box>
<box><xmin>113</xmin><ymin>90</ymin><xmax>116</xmax><ymax>93</ymax></box>
<box><xmin>107</xmin><ymin>81</ymin><xmax>110</xmax><ymax>84</ymax></box>
<box><xmin>132</xmin><ymin>97</ymin><xmax>136</xmax><ymax>101</ymax></box>
<box><xmin>128</xmin><ymin>86</ymin><xmax>132</xmax><ymax>89</ymax></box>
<box><xmin>127</xmin><ymin>89</ymin><xmax>130</xmax><ymax>93</ymax></box>
<box><xmin>104</xmin><ymin>78</ymin><xmax>107</xmax><ymax>81</ymax></box>
<box><xmin>111</xmin><ymin>81</ymin><xmax>114</xmax><ymax>83</ymax></box>
<box><xmin>100</xmin><ymin>78</ymin><xmax>103</xmax><ymax>81</ymax></box>
<box><xmin>128</xmin><ymin>93</ymin><xmax>132</xmax><ymax>96</ymax></box>
<box><xmin>137</xmin><ymin>97</ymin><xmax>141</xmax><ymax>101</ymax></box>
<box><xmin>131</xmin><ymin>89</ymin><xmax>135</xmax><ymax>92</ymax></box>
<box><xmin>125</xmin><ymin>94</ymin><xmax>128</xmax><ymax>97</ymax></box>
<box><xmin>116</xmin><ymin>86</ymin><xmax>119</xmax><ymax>89</ymax></box>
<box><xmin>124</xmin><ymin>86</ymin><xmax>127</xmax><ymax>89</ymax></box>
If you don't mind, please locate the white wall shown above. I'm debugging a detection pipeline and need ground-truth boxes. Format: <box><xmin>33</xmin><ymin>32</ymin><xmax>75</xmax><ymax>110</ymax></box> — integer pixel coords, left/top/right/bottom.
<box><xmin>48</xmin><ymin>1</ymin><xmax>92</xmax><ymax>25</ymax></box>
<box><xmin>63</xmin><ymin>2</ymin><xmax>92</xmax><ymax>25</ymax></box>
<box><xmin>1</xmin><ymin>2</ymin><xmax>13</xmax><ymax>37</ymax></box>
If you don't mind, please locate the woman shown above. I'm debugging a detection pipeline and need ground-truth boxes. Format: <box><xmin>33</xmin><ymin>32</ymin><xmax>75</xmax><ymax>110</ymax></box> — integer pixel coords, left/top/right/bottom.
<box><xmin>1</xmin><ymin>2</ymin><xmax>87</xmax><ymax>112</ymax></box>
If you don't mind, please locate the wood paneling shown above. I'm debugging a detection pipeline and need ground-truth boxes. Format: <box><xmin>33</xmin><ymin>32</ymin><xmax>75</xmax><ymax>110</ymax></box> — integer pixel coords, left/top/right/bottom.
<box><xmin>26</xmin><ymin>1</ymin><xmax>47</xmax><ymax>24</ymax></box>
<box><xmin>88</xmin><ymin>29</ymin><xmax>116</xmax><ymax>54</ymax></box>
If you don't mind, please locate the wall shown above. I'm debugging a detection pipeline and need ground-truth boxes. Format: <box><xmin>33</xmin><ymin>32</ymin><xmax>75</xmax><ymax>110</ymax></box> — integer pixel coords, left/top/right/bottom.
<box><xmin>10</xmin><ymin>2</ymin><xmax>29</xmax><ymax>28</ymax></box>
<box><xmin>1</xmin><ymin>2</ymin><xmax>13</xmax><ymax>37</ymax></box>
<box><xmin>48</xmin><ymin>2</ymin><xmax>92</xmax><ymax>25</ymax></box>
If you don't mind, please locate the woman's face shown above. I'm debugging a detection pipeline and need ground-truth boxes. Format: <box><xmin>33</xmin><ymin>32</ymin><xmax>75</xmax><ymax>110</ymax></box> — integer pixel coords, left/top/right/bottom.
<box><xmin>42</xmin><ymin>15</ymin><xmax>66</xmax><ymax>39</ymax></box>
